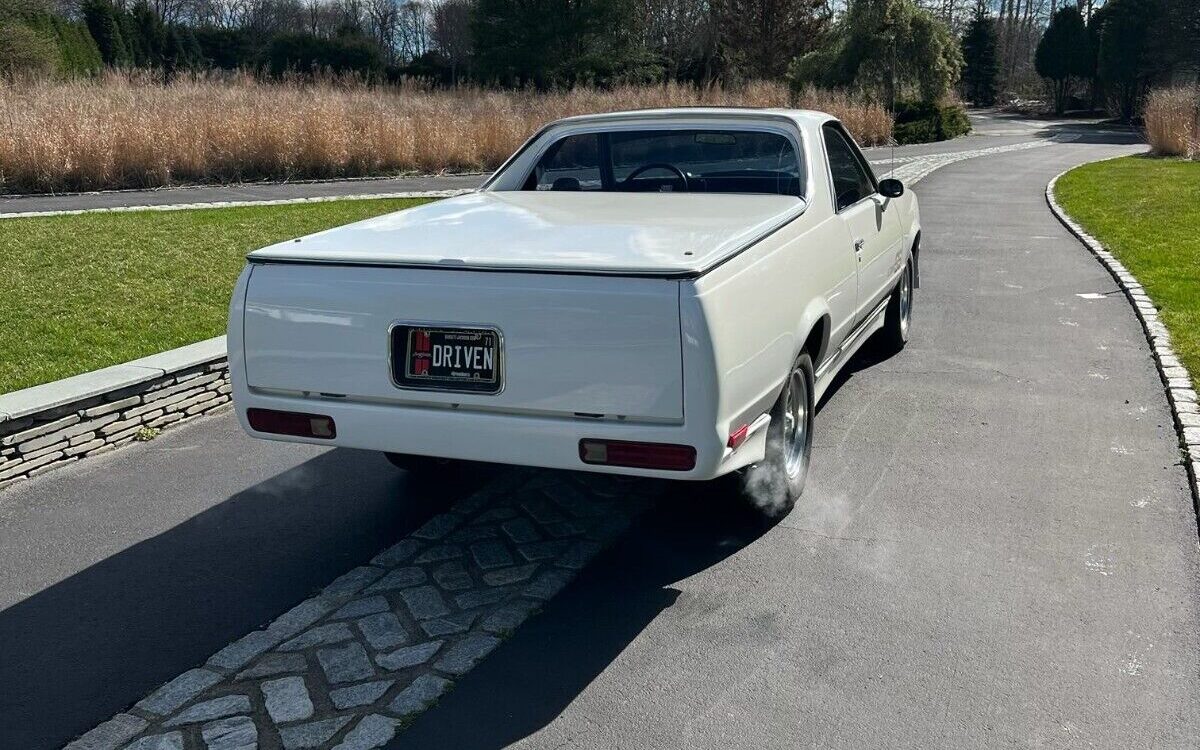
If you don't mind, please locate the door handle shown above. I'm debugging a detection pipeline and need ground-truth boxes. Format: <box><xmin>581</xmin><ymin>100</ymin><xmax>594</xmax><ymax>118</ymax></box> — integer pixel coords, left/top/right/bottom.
<box><xmin>854</xmin><ymin>239</ymin><xmax>865</xmax><ymax>253</ymax></box>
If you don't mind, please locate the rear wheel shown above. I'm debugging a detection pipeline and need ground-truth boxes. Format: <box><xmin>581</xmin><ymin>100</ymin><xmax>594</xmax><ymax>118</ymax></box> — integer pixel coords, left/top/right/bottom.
<box><xmin>877</xmin><ymin>257</ymin><xmax>914</xmax><ymax>354</ymax></box>
<box><xmin>736</xmin><ymin>352</ymin><xmax>815</xmax><ymax>517</ymax></box>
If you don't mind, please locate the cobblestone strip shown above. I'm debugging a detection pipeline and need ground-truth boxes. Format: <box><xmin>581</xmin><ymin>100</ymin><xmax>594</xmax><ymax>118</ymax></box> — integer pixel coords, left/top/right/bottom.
<box><xmin>889</xmin><ymin>139</ymin><xmax>1056</xmax><ymax>185</ymax></box>
<box><xmin>0</xmin><ymin>190</ymin><xmax>473</xmax><ymax>220</ymax></box>
<box><xmin>0</xmin><ymin>361</ymin><xmax>231</xmax><ymax>490</ymax></box>
<box><xmin>1046</xmin><ymin>168</ymin><xmax>1200</xmax><ymax>505</ymax></box>
<box><xmin>66</xmin><ymin>468</ymin><xmax>658</xmax><ymax>750</ymax></box>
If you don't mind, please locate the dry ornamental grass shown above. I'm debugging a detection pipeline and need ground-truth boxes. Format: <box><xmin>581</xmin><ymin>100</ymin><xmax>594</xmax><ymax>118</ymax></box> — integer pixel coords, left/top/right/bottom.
<box><xmin>1144</xmin><ymin>86</ymin><xmax>1200</xmax><ymax>160</ymax></box>
<box><xmin>0</xmin><ymin>73</ymin><xmax>892</xmax><ymax>194</ymax></box>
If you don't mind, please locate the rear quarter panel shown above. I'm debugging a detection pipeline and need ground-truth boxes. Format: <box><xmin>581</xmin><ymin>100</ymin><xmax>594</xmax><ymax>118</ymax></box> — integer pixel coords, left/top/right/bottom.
<box><xmin>897</xmin><ymin>190</ymin><xmax>920</xmax><ymax>252</ymax></box>
<box><xmin>685</xmin><ymin>204</ymin><xmax>852</xmax><ymax>470</ymax></box>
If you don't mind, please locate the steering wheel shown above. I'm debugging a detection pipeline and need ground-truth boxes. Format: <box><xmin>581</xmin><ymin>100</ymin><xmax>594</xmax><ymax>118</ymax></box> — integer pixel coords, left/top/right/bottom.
<box><xmin>622</xmin><ymin>162</ymin><xmax>689</xmax><ymax>192</ymax></box>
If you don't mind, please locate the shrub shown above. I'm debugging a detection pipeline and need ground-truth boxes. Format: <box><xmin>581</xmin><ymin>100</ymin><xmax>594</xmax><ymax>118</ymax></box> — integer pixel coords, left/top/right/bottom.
<box><xmin>790</xmin><ymin>0</ymin><xmax>962</xmax><ymax>106</ymax></box>
<box><xmin>1096</xmin><ymin>0</ymin><xmax>1162</xmax><ymax>121</ymax></box>
<box><xmin>1035</xmin><ymin>7</ymin><xmax>1091</xmax><ymax>115</ymax></box>
<box><xmin>0</xmin><ymin>24</ymin><xmax>57</xmax><ymax>77</ymax></box>
<box><xmin>960</xmin><ymin>5</ymin><xmax>999</xmax><ymax>106</ymax></box>
<box><xmin>193</xmin><ymin>26</ymin><xmax>254</xmax><ymax>70</ymax></box>
<box><xmin>471</xmin><ymin>0</ymin><xmax>655</xmax><ymax>87</ymax></box>
<box><xmin>266</xmin><ymin>32</ymin><xmax>385</xmax><ymax>78</ymax></box>
<box><xmin>893</xmin><ymin>99</ymin><xmax>971</xmax><ymax>144</ymax></box>
<box><xmin>49</xmin><ymin>16</ymin><xmax>104</xmax><ymax>76</ymax></box>
<box><xmin>1144</xmin><ymin>86</ymin><xmax>1199</xmax><ymax>158</ymax></box>
<box><xmin>0</xmin><ymin>0</ymin><xmax>100</xmax><ymax>78</ymax></box>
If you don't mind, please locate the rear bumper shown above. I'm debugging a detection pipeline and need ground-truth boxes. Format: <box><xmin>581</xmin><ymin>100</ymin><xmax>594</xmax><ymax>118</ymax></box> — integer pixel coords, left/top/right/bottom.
<box><xmin>232</xmin><ymin>387</ymin><xmax>764</xmax><ymax>481</ymax></box>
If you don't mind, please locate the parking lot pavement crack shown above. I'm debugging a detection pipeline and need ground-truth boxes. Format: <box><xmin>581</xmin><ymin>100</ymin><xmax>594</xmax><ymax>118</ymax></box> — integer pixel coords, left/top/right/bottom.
<box><xmin>92</xmin><ymin>470</ymin><xmax>659</xmax><ymax>750</ymax></box>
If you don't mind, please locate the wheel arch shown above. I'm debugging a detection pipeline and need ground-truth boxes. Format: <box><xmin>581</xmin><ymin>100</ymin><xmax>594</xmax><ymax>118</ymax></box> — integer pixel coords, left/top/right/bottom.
<box><xmin>802</xmin><ymin>314</ymin><xmax>831</xmax><ymax>370</ymax></box>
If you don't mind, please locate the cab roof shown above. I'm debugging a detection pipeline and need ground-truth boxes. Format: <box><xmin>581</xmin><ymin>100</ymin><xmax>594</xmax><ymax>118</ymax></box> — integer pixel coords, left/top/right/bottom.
<box><xmin>545</xmin><ymin>107</ymin><xmax>837</xmax><ymax>130</ymax></box>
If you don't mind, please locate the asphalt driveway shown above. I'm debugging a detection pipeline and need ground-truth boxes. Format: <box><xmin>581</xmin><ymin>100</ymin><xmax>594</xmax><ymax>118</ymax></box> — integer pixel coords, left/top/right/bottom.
<box><xmin>393</xmin><ymin>133</ymin><xmax>1198</xmax><ymax>748</ymax></box>
<box><xmin>3</xmin><ymin>117</ymin><xmax>1193</xmax><ymax>750</ymax></box>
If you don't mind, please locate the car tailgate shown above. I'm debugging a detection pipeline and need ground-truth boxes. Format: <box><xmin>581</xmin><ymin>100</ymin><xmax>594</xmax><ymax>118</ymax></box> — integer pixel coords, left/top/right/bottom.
<box><xmin>241</xmin><ymin>263</ymin><xmax>684</xmax><ymax>421</ymax></box>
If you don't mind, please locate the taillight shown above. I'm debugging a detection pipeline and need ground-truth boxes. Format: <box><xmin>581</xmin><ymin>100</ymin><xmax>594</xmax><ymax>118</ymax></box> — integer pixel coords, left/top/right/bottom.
<box><xmin>247</xmin><ymin>408</ymin><xmax>336</xmax><ymax>439</ymax></box>
<box><xmin>579</xmin><ymin>439</ymin><xmax>696</xmax><ymax>471</ymax></box>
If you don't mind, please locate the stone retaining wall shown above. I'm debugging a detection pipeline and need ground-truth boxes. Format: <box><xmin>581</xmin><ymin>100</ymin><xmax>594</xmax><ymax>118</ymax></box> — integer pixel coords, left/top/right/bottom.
<box><xmin>0</xmin><ymin>338</ymin><xmax>229</xmax><ymax>490</ymax></box>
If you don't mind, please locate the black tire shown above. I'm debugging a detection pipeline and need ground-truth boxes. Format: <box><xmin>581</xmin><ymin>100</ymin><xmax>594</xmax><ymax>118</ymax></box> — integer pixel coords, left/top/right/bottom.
<box><xmin>877</xmin><ymin>258</ymin><xmax>914</xmax><ymax>354</ymax></box>
<box><xmin>735</xmin><ymin>352</ymin><xmax>815</xmax><ymax>517</ymax></box>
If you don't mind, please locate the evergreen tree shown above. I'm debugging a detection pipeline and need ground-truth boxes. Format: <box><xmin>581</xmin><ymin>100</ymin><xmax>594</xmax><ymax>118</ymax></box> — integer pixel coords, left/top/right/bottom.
<box><xmin>710</xmin><ymin>0</ymin><xmax>828</xmax><ymax>81</ymax></box>
<box><xmin>960</xmin><ymin>2</ymin><xmax>998</xmax><ymax>106</ymax></box>
<box><xmin>471</xmin><ymin>0</ymin><xmax>653</xmax><ymax>87</ymax></box>
<box><xmin>181</xmin><ymin>26</ymin><xmax>204</xmax><ymax>69</ymax></box>
<box><xmin>790</xmin><ymin>0</ymin><xmax>963</xmax><ymax>106</ymax></box>
<box><xmin>0</xmin><ymin>24</ymin><xmax>57</xmax><ymax>76</ymax></box>
<box><xmin>49</xmin><ymin>15</ymin><xmax>104</xmax><ymax>75</ymax></box>
<box><xmin>1035</xmin><ymin>6</ymin><xmax>1090</xmax><ymax>114</ymax></box>
<box><xmin>116</xmin><ymin>8</ymin><xmax>144</xmax><ymax>66</ymax></box>
<box><xmin>81</xmin><ymin>0</ymin><xmax>129</xmax><ymax>67</ymax></box>
<box><xmin>1097</xmin><ymin>0</ymin><xmax>1162</xmax><ymax>121</ymax></box>
<box><xmin>132</xmin><ymin>1</ymin><xmax>166</xmax><ymax>68</ymax></box>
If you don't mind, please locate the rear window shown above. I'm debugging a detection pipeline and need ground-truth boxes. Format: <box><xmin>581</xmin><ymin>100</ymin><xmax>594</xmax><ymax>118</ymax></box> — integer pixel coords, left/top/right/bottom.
<box><xmin>525</xmin><ymin>129</ymin><xmax>804</xmax><ymax>198</ymax></box>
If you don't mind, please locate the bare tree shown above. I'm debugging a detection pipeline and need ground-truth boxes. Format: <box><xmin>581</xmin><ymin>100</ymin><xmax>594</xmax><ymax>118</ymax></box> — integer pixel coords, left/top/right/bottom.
<box><xmin>338</xmin><ymin>0</ymin><xmax>365</xmax><ymax>28</ymax></box>
<box><xmin>641</xmin><ymin>0</ymin><xmax>717</xmax><ymax>80</ymax></box>
<box><xmin>150</xmin><ymin>0</ymin><xmax>198</xmax><ymax>22</ymax></box>
<box><xmin>395</xmin><ymin>0</ymin><xmax>430</xmax><ymax>59</ymax></box>
<box><xmin>432</xmin><ymin>0</ymin><xmax>473</xmax><ymax>79</ymax></box>
<box><xmin>711</xmin><ymin>0</ymin><xmax>828</xmax><ymax>80</ymax></box>
<box><xmin>364</xmin><ymin>0</ymin><xmax>399</xmax><ymax>59</ymax></box>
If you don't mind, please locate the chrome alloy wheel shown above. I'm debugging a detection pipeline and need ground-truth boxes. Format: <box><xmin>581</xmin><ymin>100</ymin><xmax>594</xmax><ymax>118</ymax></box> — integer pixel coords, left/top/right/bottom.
<box><xmin>782</xmin><ymin>367</ymin><xmax>811</xmax><ymax>479</ymax></box>
<box><xmin>898</xmin><ymin>263</ymin><xmax>913</xmax><ymax>339</ymax></box>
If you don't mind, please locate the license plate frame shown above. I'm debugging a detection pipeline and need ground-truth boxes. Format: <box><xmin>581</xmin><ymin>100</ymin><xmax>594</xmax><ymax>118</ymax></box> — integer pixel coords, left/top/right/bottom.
<box><xmin>389</xmin><ymin>322</ymin><xmax>504</xmax><ymax>395</ymax></box>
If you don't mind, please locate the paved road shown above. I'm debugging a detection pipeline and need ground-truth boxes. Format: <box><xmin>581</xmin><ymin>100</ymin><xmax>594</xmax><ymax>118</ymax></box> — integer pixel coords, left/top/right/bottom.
<box><xmin>0</xmin><ymin>420</ymin><xmax>491</xmax><ymax>749</ymax></box>
<box><xmin>0</xmin><ymin>110</ymin><xmax>1111</xmax><ymax>215</ymax></box>
<box><xmin>4</xmin><ymin>117</ymin><xmax>1192</xmax><ymax>750</ymax></box>
<box><xmin>393</xmin><ymin>132</ymin><xmax>1199</xmax><ymax>748</ymax></box>
<box><xmin>0</xmin><ymin>174</ymin><xmax>487</xmax><ymax>215</ymax></box>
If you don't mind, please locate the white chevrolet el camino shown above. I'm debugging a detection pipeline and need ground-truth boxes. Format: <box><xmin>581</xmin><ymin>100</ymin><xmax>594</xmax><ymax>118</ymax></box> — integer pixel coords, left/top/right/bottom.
<box><xmin>229</xmin><ymin>108</ymin><xmax>920</xmax><ymax>514</ymax></box>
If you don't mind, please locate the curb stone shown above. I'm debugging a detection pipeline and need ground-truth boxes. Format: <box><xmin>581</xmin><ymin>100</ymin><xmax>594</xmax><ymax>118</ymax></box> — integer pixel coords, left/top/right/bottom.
<box><xmin>1046</xmin><ymin>167</ymin><xmax>1200</xmax><ymax>511</ymax></box>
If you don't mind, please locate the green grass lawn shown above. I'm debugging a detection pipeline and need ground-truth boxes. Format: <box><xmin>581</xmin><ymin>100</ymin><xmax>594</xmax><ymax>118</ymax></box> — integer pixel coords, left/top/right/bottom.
<box><xmin>0</xmin><ymin>197</ymin><xmax>431</xmax><ymax>394</ymax></box>
<box><xmin>1055</xmin><ymin>156</ymin><xmax>1200</xmax><ymax>382</ymax></box>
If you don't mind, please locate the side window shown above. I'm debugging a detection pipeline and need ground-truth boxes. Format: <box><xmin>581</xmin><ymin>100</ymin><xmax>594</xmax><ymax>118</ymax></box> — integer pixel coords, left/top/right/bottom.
<box><xmin>822</xmin><ymin>125</ymin><xmax>874</xmax><ymax>211</ymax></box>
<box><xmin>532</xmin><ymin>134</ymin><xmax>602</xmax><ymax>191</ymax></box>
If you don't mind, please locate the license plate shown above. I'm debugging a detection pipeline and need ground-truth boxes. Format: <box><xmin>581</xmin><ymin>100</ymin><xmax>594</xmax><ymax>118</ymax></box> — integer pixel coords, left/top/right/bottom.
<box><xmin>391</xmin><ymin>324</ymin><xmax>502</xmax><ymax>394</ymax></box>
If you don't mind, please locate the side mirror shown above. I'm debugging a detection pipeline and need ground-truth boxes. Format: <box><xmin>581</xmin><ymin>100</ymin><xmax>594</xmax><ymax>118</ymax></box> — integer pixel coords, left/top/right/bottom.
<box><xmin>878</xmin><ymin>178</ymin><xmax>904</xmax><ymax>198</ymax></box>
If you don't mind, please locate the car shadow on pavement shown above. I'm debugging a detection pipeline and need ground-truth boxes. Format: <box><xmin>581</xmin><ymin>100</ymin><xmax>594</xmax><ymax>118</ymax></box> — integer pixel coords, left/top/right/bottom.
<box><xmin>1047</xmin><ymin>120</ymin><xmax>1145</xmax><ymax>145</ymax></box>
<box><xmin>390</xmin><ymin>341</ymin><xmax>910</xmax><ymax>749</ymax></box>
<box><xmin>0</xmin><ymin>447</ymin><xmax>491</xmax><ymax>750</ymax></box>
<box><xmin>391</xmin><ymin>476</ymin><xmax>778</xmax><ymax>749</ymax></box>
<box><xmin>816</xmin><ymin>333</ymin><xmax>904</xmax><ymax>411</ymax></box>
